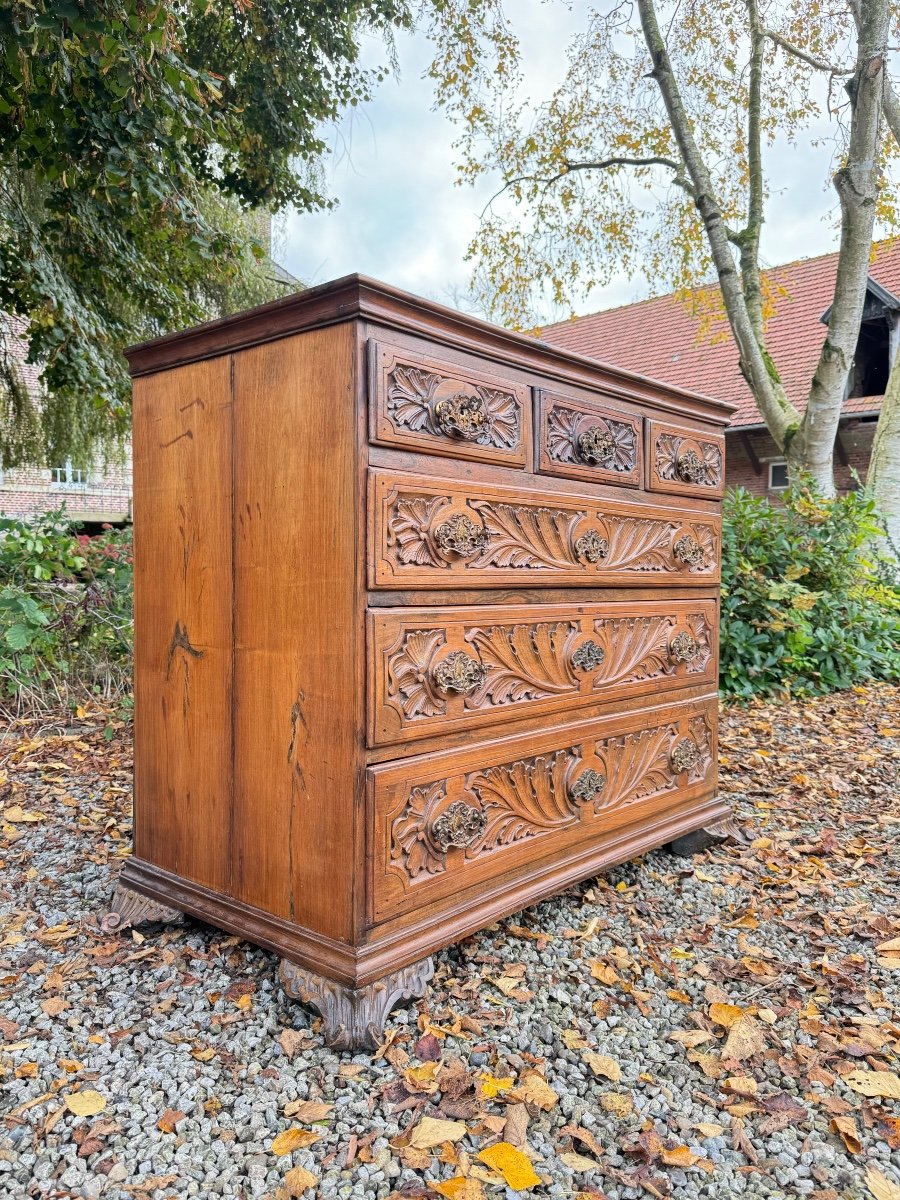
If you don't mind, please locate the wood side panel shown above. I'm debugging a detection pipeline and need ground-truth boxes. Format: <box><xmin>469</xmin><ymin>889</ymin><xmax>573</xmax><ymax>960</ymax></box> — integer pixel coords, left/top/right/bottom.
<box><xmin>369</xmin><ymin>694</ymin><xmax>717</xmax><ymax>925</ymax></box>
<box><xmin>132</xmin><ymin>359</ymin><xmax>234</xmax><ymax>892</ymax></box>
<box><xmin>369</xmin><ymin>469</ymin><xmax>721</xmax><ymax>589</ymax></box>
<box><xmin>369</xmin><ymin>598</ymin><xmax>717</xmax><ymax>746</ymax></box>
<box><xmin>231</xmin><ymin>324</ymin><xmax>360</xmax><ymax>939</ymax></box>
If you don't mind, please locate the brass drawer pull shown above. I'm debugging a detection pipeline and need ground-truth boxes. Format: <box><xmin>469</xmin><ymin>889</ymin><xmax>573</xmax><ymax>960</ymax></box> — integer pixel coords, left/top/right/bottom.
<box><xmin>434</xmin><ymin>393</ymin><xmax>488</xmax><ymax>440</ymax></box>
<box><xmin>671</xmin><ymin>737</ymin><xmax>701</xmax><ymax>773</ymax></box>
<box><xmin>432</xmin><ymin>651</ymin><xmax>488</xmax><ymax>695</ymax></box>
<box><xmin>431</xmin><ymin>801</ymin><xmax>486</xmax><ymax>851</ymax></box>
<box><xmin>575</xmin><ymin>529</ymin><xmax>609</xmax><ymax>563</ymax></box>
<box><xmin>577</xmin><ymin>423</ymin><xmax>616</xmax><ymax>467</ymax></box>
<box><xmin>669</xmin><ymin>631</ymin><xmax>699</xmax><ymax>663</ymax></box>
<box><xmin>673</xmin><ymin>533</ymin><xmax>704</xmax><ymax>568</ymax></box>
<box><xmin>571</xmin><ymin>640</ymin><xmax>605</xmax><ymax>672</ymax></box>
<box><xmin>434</xmin><ymin>513</ymin><xmax>490</xmax><ymax>558</ymax></box>
<box><xmin>569</xmin><ymin>767</ymin><xmax>606</xmax><ymax>802</ymax></box>
<box><xmin>676</xmin><ymin>448</ymin><xmax>707</xmax><ymax>484</ymax></box>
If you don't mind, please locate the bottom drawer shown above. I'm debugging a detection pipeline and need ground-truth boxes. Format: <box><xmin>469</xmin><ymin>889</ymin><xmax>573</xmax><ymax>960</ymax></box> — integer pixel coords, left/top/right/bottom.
<box><xmin>369</xmin><ymin>695</ymin><xmax>717</xmax><ymax>924</ymax></box>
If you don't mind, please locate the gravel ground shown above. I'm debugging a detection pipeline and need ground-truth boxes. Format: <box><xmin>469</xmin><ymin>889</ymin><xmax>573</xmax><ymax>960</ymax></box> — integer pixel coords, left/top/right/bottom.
<box><xmin>1</xmin><ymin>685</ymin><xmax>899</xmax><ymax>1200</ymax></box>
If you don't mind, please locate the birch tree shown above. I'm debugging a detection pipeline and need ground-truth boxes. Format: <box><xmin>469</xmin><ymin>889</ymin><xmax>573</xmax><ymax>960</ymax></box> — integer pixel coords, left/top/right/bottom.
<box><xmin>426</xmin><ymin>0</ymin><xmax>897</xmax><ymax>498</ymax></box>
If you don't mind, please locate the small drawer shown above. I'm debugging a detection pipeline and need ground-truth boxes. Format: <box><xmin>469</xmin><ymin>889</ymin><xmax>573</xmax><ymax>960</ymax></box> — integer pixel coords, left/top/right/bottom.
<box><xmin>369</xmin><ymin>696</ymin><xmax>717</xmax><ymax>923</ymax></box>
<box><xmin>368</xmin><ymin>340</ymin><xmax>528</xmax><ymax>467</ymax></box>
<box><xmin>369</xmin><ymin>469</ymin><xmax>721</xmax><ymax>589</ymax></box>
<box><xmin>536</xmin><ymin>389</ymin><xmax>641</xmax><ymax>488</ymax></box>
<box><xmin>646</xmin><ymin>420</ymin><xmax>725</xmax><ymax>498</ymax></box>
<box><xmin>369</xmin><ymin>599</ymin><xmax>717</xmax><ymax>746</ymax></box>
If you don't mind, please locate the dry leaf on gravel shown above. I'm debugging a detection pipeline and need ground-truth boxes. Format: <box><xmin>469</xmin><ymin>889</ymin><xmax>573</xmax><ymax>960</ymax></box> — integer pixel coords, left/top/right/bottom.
<box><xmin>271</xmin><ymin>1129</ymin><xmax>320</xmax><ymax>1156</ymax></box>
<box><xmin>156</xmin><ymin>1108</ymin><xmax>186</xmax><ymax>1133</ymax></box>
<box><xmin>432</xmin><ymin>1179</ymin><xmax>487</xmax><ymax>1200</ymax></box>
<box><xmin>829</xmin><ymin>1114</ymin><xmax>862</xmax><ymax>1154</ymax></box>
<box><xmin>278</xmin><ymin>1166</ymin><xmax>318</xmax><ymax>1198</ymax></box>
<box><xmin>506</xmin><ymin>1068</ymin><xmax>558</xmax><ymax>1110</ymax></box>
<box><xmin>866</xmin><ymin>1166</ymin><xmax>900</xmax><ymax>1200</ymax></box>
<box><xmin>845</xmin><ymin>1070</ymin><xmax>900</xmax><ymax>1099</ymax></box>
<box><xmin>477</xmin><ymin>1142</ymin><xmax>542</xmax><ymax>1190</ymax></box>
<box><xmin>407</xmin><ymin>1116</ymin><xmax>467</xmax><ymax>1150</ymax></box>
<box><xmin>600</xmin><ymin>1092</ymin><xmax>633</xmax><ymax>1118</ymax></box>
<box><xmin>722</xmin><ymin>1014</ymin><xmax>766</xmax><ymax>1060</ymax></box>
<box><xmin>63</xmin><ymin>1090</ymin><xmax>106</xmax><ymax>1117</ymax></box>
<box><xmin>583</xmin><ymin>1053</ymin><xmax>621</xmax><ymax>1082</ymax></box>
<box><xmin>282</xmin><ymin>1100</ymin><xmax>333</xmax><ymax>1122</ymax></box>
<box><xmin>709</xmin><ymin>1002</ymin><xmax>745</xmax><ymax>1028</ymax></box>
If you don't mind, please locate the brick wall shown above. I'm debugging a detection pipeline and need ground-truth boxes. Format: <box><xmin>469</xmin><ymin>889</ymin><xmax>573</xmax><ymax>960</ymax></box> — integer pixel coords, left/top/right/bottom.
<box><xmin>724</xmin><ymin>418</ymin><xmax>877</xmax><ymax>498</ymax></box>
<box><xmin>1</xmin><ymin>316</ymin><xmax>132</xmax><ymax>522</ymax></box>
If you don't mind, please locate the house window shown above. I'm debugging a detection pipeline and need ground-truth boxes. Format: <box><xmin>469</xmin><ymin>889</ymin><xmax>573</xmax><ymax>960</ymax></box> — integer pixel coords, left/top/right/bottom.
<box><xmin>50</xmin><ymin>459</ymin><xmax>89</xmax><ymax>489</ymax></box>
<box><xmin>768</xmin><ymin>461</ymin><xmax>789</xmax><ymax>491</ymax></box>
<box><xmin>849</xmin><ymin>317</ymin><xmax>891</xmax><ymax>398</ymax></box>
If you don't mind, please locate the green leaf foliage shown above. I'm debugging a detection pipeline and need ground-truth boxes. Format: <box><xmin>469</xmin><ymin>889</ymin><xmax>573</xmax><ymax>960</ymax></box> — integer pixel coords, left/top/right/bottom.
<box><xmin>0</xmin><ymin>0</ymin><xmax>410</xmax><ymax>466</ymax></box>
<box><xmin>720</xmin><ymin>486</ymin><xmax>900</xmax><ymax>698</ymax></box>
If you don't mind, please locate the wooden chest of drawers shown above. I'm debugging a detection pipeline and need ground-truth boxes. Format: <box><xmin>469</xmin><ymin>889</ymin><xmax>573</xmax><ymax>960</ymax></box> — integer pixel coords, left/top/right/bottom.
<box><xmin>109</xmin><ymin>275</ymin><xmax>733</xmax><ymax>1049</ymax></box>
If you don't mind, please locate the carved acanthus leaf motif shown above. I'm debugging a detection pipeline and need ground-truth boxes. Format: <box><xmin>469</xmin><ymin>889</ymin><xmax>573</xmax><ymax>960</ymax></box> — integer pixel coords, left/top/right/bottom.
<box><xmin>546</xmin><ymin>404</ymin><xmax>637</xmax><ymax>472</ymax></box>
<box><xmin>390</xmin><ymin>782</ymin><xmax>448</xmax><ymax>878</ymax></box>
<box><xmin>468</xmin><ymin>751</ymin><xmax>579</xmax><ymax>852</ymax></box>
<box><xmin>596</xmin><ymin>725</ymin><xmax>679</xmax><ymax>812</ymax></box>
<box><xmin>683</xmin><ymin>612</ymin><xmax>713</xmax><ymax>674</ymax></box>
<box><xmin>588</xmin><ymin>616</ymin><xmax>674</xmax><ymax>687</ymax></box>
<box><xmin>472</xmin><ymin>503</ymin><xmax>580</xmax><ymax>569</ymax></box>
<box><xmin>686</xmin><ymin>713</ymin><xmax>714</xmax><ymax>783</ymax></box>
<box><xmin>466</xmin><ymin>621</ymin><xmax>577</xmax><ymax>706</ymax></box>
<box><xmin>656</xmin><ymin>432</ymin><xmax>722</xmax><ymax>487</ymax></box>
<box><xmin>386</xmin><ymin>629</ymin><xmax>447</xmax><ymax>721</ymax></box>
<box><xmin>386</xmin><ymin>365</ymin><xmax>521</xmax><ymax>450</ymax></box>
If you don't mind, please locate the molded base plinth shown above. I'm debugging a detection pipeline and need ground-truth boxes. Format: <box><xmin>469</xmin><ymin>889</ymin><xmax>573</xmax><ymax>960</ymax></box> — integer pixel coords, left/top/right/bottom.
<box><xmin>99</xmin><ymin>882</ymin><xmax>184</xmax><ymax>932</ymax></box>
<box><xmin>279</xmin><ymin>956</ymin><xmax>435</xmax><ymax>1052</ymax></box>
<box><xmin>665</xmin><ymin>811</ymin><xmax>747</xmax><ymax>857</ymax></box>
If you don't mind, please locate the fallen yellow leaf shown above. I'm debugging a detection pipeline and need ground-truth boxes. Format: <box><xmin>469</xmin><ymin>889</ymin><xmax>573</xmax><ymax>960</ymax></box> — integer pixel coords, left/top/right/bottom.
<box><xmin>281</xmin><ymin>1166</ymin><xmax>317</xmax><ymax>1197</ymax></box>
<box><xmin>3</xmin><ymin>805</ymin><xmax>45</xmax><ymax>823</ymax></box>
<box><xmin>477</xmin><ymin>1142</ymin><xmax>541</xmax><ymax>1191</ymax></box>
<box><xmin>432</xmin><ymin>1178</ymin><xmax>487</xmax><ymax>1200</ymax></box>
<box><xmin>271</xmin><ymin>1128</ymin><xmax>320</xmax><ymax>1156</ymax></box>
<box><xmin>845</xmin><ymin>1070</ymin><xmax>900</xmax><ymax>1100</ymax></box>
<box><xmin>866</xmin><ymin>1166</ymin><xmax>900</xmax><ymax>1200</ymax></box>
<box><xmin>584</xmin><ymin>1053</ymin><xmax>621</xmax><ymax>1082</ymax></box>
<box><xmin>478</xmin><ymin>1072</ymin><xmax>514</xmax><ymax>1099</ymax></box>
<box><xmin>408</xmin><ymin>1116</ymin><xmax>467</xmax><ymax>1150</ymax></box>
<box><xmin>600</xmin><ymin>1092</ymin><xmax>633</xmax><ymax>1118</ymax></box>
<box><xmin>829</xmin><ymin>1114</ymin><xmax>861</xmax><ymax>1154</ymax></box>
<box><xmin>63</xmin><ymin>1090</ymin><xmax>106</xmax><ymax>1118</ymax></box>
<box><xmin>722</xmin><ymin>1015</ymin><xmax>765</xmax><ymax>1061</ymax></box>
<box><xmin>709</xmin><ymin>1002</ymin><xmax>745</xmax><ymax>1029</ymax></box>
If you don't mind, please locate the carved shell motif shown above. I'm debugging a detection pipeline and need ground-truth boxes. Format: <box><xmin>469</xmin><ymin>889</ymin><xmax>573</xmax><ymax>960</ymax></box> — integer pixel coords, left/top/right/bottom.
<box><xmin>386</xmin><ymin>365</ymin><xmax>521</xmax><ymax>450</ymax></box>
<box><xmin>656</xmin><ymin>433</ymin><xmax>722</xmax><ymax>488</ymax></box>
<box><xmin>386</xmin><ymin>628</ymin><xmax>448</xmax><ymax>720</ymax></box>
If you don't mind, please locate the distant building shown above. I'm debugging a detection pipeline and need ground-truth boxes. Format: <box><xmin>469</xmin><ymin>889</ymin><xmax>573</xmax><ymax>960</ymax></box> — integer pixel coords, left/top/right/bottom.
<box><xmin>540</xmin><ymin>241</ymin><xmax>900</xmax><ymax>496</ymax></box>
<box><xmin>1</xmin><ymin>251</ymin><xmax>299</xmax><ymax>524</ymax></box>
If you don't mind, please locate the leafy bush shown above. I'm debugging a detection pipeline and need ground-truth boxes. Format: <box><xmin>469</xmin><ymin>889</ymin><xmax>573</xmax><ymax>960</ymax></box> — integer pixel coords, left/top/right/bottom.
<box><xmin>720</xmin><ymin>486</ymin><xmax>900</xmax><ymax>698</ymax></box>
<box><xmin>0</xmin><ymin>510</ymin><xmax>132</xmax><ymax>713</ymax></box>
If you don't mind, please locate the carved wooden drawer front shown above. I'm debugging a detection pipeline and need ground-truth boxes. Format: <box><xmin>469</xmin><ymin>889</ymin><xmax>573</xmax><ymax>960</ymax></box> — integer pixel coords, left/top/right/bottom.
<box><xmin>646</xmin><ymin>420</ymin><xmax>725</xmax><ymax>498</ymax></box>
<box><xmin>536</xmin><ymin>390</ymin><xmax>642</xmax><ymax>488</ymax></box>
<box><xmin>369</xmin><ymin>341</ymin><xmax>528</xmax><ymax>466</ymax></box>
<box><xmin>370</xmin><ymin>696</ymin><xmax>717</xmax><ymax>922</ymax></box>
<box><xmin>370</xmin><ymin>469</ymin><xmax>721</xmax><ymax>588</ymax></box>
<box><xmin>369</xmin><ymin>599</ymin><xmax>717</xmax><ymax>746</ymax></box>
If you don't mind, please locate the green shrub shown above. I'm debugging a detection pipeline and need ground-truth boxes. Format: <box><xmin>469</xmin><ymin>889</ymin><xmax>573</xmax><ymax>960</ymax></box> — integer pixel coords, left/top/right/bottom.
<box><xmin>720</xmin><ymin>486</ymin><xmax>900</xmax><ymax>698</ymax></box>
<box><xmin>0</xmin><ymin>510</ymin><xmax>132</xmax><ymax>712</ymax></box>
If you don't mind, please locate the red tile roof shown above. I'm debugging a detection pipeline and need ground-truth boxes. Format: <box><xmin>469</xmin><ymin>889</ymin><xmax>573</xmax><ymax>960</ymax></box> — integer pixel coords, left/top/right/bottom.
<box><xmin>540</xmin><ymin>240</ymin><xmax>900</xmax><ymax>428</ymax></box>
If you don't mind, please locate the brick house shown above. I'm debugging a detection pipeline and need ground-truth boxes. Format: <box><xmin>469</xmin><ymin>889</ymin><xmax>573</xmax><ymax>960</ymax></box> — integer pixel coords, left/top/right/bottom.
<box><xmin>0</xmin><ymin>316</ymin><xmax>132</xmax><ymax>524</ymax></box>
<box><xmin>540</xmin><ymin>241</ymin><xmax>900</xmax><ymax>496</ymax></box>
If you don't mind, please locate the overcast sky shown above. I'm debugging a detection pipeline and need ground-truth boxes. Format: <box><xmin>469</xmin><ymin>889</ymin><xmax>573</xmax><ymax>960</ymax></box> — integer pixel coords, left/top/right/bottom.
<box><xmin>280</xmin><ymin>10</ymin><xmax>858</xmax><ymax>322</ymax></box>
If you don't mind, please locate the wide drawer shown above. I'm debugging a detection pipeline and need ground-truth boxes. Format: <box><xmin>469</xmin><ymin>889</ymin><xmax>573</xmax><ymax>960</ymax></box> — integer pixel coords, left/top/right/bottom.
<box><xmin>369</xmin><ymin>469</ymin><xmax>721</xmax><ymax>588</ymax></box>
<box><xmin>369</xmin><ymin>695</ymin><xmax>717</xmax><ymax>923</ymax></box>
<box><xmin>368</xmin><ymin>340</ymin><xmax>528</xmax><ymax>467</ymax></box>
<box><xmin>536</xmin><ymin>389</ymin><xmax>642</xmax><ymax>488</ymax></box>
<box><xmin>369</xmin><ymin>598</ymin><xmax>717</xmax><ymax>746</ymax></box>
<box><xmin>646</xmin><ymin>419</ymin><xmax>725</xmax><ymax>499</ymax></box>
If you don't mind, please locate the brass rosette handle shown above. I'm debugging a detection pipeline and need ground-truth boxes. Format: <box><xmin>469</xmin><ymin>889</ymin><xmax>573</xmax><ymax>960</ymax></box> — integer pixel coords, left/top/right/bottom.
<box><xmin>669</xmin><ymin>630</ymin><xmax>699</xmax><ymax>664</ymax></box>
<box><xmin>431</xmin><ymin>651</ymin><xmax>488</xmax><ymax>696</ymax></box>
<box><xmin>575</xmin><ymin>529</ymin><xmax>609</xmax><ymax>564</ymax></box>
<box><xmin>672</xmin><ymin>533</ymin><xmax>705</xmax><ymax>569</ymax></box>
<box><xmin>430</xmin><ymin>800</ymin><xmax>487</xmax><ymax>851</ymax></box>
<box><xmin>571</xmin><ymin>639</ymin><xmax>605</xmax><ymax>673</ymax></box>
<box><xmin>569</xmin><ymin>766</ymin><xmax>606</xmax><ymax>803</ymax></box>
<box><xmin>670</xmin><ymin>737</ymin><xmax>701</xmax><ymax>774</ymax></box>
<box><xmin>434</xmin><ymin>512</ymin><xmax>491</xmax><ymax>558</ymax></box>
<box><xmin>577</xmin><ymin>423</ymin><xmax>616</xmax><ymax>467</ymax></box>
<box><xmin>434</xmin><ymin>393</ymin><xmax>487</xmax><ymax>441</ymax></box>
<box><xmin>675</xmin><ymin>447</ymin><xmax>708</xmax><ymax>484</ymax></box>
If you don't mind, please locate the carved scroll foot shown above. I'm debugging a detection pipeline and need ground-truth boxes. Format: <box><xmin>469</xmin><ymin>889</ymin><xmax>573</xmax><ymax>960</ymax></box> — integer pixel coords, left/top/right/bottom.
<box><xmin>665</xmin><ymin>812</ymin><xmax>749</xmax><ymax>858</ymax></box>
<box><xmin>99</xmin><ymin>883</ymin><xmax>184</xmax><ymax>933</ymax></box>
<box><xmin>279</xmin><ymin>957</ymin><xmax>435</xmax><ymax>1052</ymax></box>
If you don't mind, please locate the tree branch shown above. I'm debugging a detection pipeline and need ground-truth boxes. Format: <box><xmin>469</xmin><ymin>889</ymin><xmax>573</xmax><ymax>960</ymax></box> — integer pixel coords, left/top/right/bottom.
<box><xmin>743</xmin><ymin>0</ymin><xmax>766</xmax><ymax>342</ymax></box>
<box><xmin>482</xmin><ymin>154</ymin><xmax>693</xmax><ymax>216</ymax></box>
<box><xmin>763</xmin><ymin>29</ymin><xmax>851</xmax><ymax>75</ymax></box>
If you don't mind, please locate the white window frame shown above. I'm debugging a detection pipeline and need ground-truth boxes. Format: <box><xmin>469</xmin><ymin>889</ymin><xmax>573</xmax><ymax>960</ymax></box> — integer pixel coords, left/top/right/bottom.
<box><xmin>50</xmin><ymin>458</ymin><xmax>89</xmax><ymax>490</ymax></box>
<box><xmin>768</xmin><ymin>460</ymin><xmax>789</xmax><ymax>491</ymax></box>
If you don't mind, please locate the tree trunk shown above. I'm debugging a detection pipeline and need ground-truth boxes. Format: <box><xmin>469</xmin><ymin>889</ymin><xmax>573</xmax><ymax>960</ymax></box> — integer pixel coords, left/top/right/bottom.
<box><xmin>869</xmin><ymin>343</ymin><xmax>900</xmax><ymax>555</ymax></box>
<box><xmin>791</xmin><ymin>0</ymin><xmax>890</xmax><ymax>494</ymax></box>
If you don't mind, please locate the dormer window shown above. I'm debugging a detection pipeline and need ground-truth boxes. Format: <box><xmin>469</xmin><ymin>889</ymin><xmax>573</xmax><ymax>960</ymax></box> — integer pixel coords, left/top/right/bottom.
<box><xmin>822</xmin><ymin>277</ymin><xmax>900</xmax><ymax>401</ymax></box>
